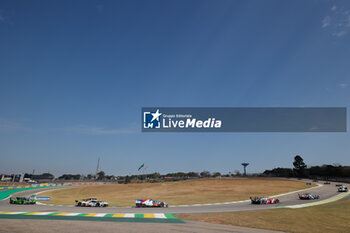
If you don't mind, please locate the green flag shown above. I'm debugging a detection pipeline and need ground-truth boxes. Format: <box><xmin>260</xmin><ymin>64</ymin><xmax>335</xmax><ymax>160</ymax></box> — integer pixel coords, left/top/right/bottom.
<box><xmin>138</xmin><ymin>163</ymin><xmax>144</xmax><ymax>171</ymax></box>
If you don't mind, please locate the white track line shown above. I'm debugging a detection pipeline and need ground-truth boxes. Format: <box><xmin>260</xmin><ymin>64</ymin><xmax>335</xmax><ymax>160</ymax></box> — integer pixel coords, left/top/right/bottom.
<box><xmin>154</xmin><ymin>213</ymin><xmax>166</xmax><ymax>219</ymax></box>
<box><xmin>123</xmin><ymin>213</ymin><xmax>135</xmax><ymax>218</ymax></box>
<box><xmin>286</xmin><ymin>192</ymin><xmax>349</xmax><ymax>209</ymax></box>
<box><xmin>33</xmin><ymin>212</ymin><xmax>55</xmax><ymax>215</ymax></box>
<box><xmin>6</xmin><ymin>212</ymin><xmax>27</xmax><ymax>215</ymax></box>
<box><xmin>93</xmin><ymin>213</ymin><xmax>107</xmax><ymax>217</ymax></box>
<box><xmin>63</xmin><ymin>213</ymin><xmax>80</xmax><ymax>216</ymax></box>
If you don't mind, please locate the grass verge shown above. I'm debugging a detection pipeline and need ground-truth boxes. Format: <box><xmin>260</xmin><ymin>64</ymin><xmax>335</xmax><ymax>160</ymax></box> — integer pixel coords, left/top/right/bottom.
<box><xmin>177</xmin><ymin>195</ymin><xmax>350</xmax><ymax>233</ymax></box>
<box><xmin>0</xmin><ymin>187</ymin><xmax>49</xmax><ymax>200</ymax></box>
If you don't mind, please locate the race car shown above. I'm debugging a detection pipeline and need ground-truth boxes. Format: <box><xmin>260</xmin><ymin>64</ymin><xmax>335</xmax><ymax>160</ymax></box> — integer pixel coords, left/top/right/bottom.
<box><xmin>75</xmin><ymin>198</ymin><xmax>108</xmax><ymax>207</ymax></box>
<box><xmin>135</xmin><ymin>199</ymin><xmax>168</xmax><ymax>208</ymax></box>
<box><xmin>324</xmin><ymin>181</ymin><xmax>331</xmax><ymax>184</ymax></box>
<box><xmin>9</xmin><ymin>197</ymin><xmax>36</xmax><ymax>205</ymax></box>
<box><xmin>75</xmin><ymin>198</ymin><xmax>96</xmax><ymax>206</ymax></box>
<box><xmin>338</xmin><ymin>185</ymin><xmax>348</xmax><ymax>192</ymax></box>
<box><xmin>250</xmin><ymin>197</ymin><xmax>279</xmax><ymax>204</ymax></box>
<box><xmin>298</xmin><ymin>193</ymin><xmax>320</xmax><ymax>200</ymax></box>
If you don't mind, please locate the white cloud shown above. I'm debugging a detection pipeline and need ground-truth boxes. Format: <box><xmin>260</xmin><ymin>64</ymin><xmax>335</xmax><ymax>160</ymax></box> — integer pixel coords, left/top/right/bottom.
<box><xmin>339</xmin><ymin>83</ymin><xmax>347</xmax><ymax>88</ymax></box>
<box><xmin>66</xmin><ymin>125</ymin><xmax>134</xmax><ymax>135</ymax></box>
<box><xmin>333</xmin><ymin>30</ymin><xmax>347</xmax><ymax>37</ymax></box>
<box><xmin>322</xmin><ymin>6</ymin><xmax>350</xmax><ymax>37</ymax></box>
<box><xmin>0</xmin><ymin>118</ymin><xmax>44</xmax><ymax>133</ymax></box>
<box><xmin>346</xmin><ymin>15</ymin><xmax>350</xmax><ymax>27</ymax></box>
<box><xmin>322</xmin><ymin>16</ymin><xmax>331</xmax><ymax>28</ymax></box>
<box><xmin>309</xmin><ymin>126</ymin><xmax>319</xmax><ymax>131</ymax></box>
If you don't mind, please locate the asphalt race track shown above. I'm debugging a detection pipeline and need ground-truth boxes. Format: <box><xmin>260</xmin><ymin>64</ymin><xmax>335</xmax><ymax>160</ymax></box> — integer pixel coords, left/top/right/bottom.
<box><xmin>0</xmin><ymin>180</ymin><xmax>343</xmax><ymax>213</ymax></box>
<box><xmin>0</xmin><ymin>180</ymin><xmax>346</xmax><ymax>233</ymax></box>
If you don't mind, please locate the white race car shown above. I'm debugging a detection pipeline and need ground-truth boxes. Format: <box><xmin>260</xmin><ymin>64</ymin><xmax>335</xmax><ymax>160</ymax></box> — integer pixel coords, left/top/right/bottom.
<box><xmin>75</xmin><ymin>198</ymin><xmax>108</xmax><ymax>207</ymax></box>
<box><xmin>338</xmin><ymin>185</ymin><xmax>348</xmax><ymax>192</ymax></box>
<box><xmin>135</xmin><ymin>199</ymin><xmax>168</xmax><ymax>208</ymax></box>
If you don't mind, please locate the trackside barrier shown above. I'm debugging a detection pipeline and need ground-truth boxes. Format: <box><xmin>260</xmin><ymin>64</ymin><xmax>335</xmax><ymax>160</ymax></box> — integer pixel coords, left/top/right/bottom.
<box><xmin>0</xmin><ymin>184</ymin><xmax>67</xmax><ymax>190</ymax></box>
<box><xmin>0</xmin><ymin>182</ymin><xmax>104</xmax><ymax>190</ymax></box>
<box><xmin>0</xmin><ymin>183</ymin><xmax>88</xmax><ymax>190</ymax></box>
<box><xmin>70</xmin><ymin>183</ymin><xmax>103</xmax><ymax>185</ymax></box>
<box><xmin>0</xmin><ymin>186</ymin><xmax>30</xmax><ymax>190</ymax></box>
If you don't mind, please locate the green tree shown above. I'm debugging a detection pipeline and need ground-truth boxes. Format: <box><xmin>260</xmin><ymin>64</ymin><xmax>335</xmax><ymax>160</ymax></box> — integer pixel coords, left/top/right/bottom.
<box><xmin>97</xmin><ymin>171</ymin><xmax>105</xmax><ymax>180</ymax></box>
<box><xmin>124</xmin><ymin>175</ymin><xmax>131</xmax><ymax>184</ymax></box>
<box><xmin>187</xmin><ymin>172</ymin><xmax>199</xmax><ymax>178</ymax></box>
<box><xmin>293</xmin><ymin>155</ymin><xmax>307</xmax><ymax>177</ymax></box>
<box><xmin>200</xmin><ymin>171</ymin><xmax>211</xmax><ymax>177</ymax></box>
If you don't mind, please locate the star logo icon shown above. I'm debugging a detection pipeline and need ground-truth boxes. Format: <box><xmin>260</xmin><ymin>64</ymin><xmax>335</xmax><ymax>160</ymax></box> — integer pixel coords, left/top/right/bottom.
<box><xmin>151</xmin><ymin>109</ymin><xmax>162</xmax><ymax>122</ymax></box>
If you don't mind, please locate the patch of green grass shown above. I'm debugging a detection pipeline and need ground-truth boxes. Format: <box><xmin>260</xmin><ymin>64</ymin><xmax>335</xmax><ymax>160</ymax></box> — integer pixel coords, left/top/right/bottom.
<box><xmin>0</xmin><ymin>187</ymin><xmax>47</xmax><ymax>200</ymax></box>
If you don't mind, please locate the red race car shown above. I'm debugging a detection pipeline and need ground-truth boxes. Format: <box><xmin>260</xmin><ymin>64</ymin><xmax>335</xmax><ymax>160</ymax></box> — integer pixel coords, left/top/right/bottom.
<box><xmin>250</xmin><ymin>197</ymin><xmax>279</xmax><ymax>204</ymax></box>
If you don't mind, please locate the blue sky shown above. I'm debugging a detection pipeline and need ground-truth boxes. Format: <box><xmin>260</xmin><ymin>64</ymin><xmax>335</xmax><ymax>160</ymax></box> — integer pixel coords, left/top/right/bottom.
<box><xmin>0</xmin><ymin>0</ymin><xmax>349</xmax><ymax>176</ymax></box>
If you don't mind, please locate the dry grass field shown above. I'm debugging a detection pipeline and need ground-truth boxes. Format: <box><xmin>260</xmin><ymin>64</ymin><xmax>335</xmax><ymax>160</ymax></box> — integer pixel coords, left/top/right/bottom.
<box><xmin>37</xmin><ymin>178</ymin><xmax>311</xmax><ymax>207</ymax></box>
<box><xmin>178</xmin><ymin>196</ymin><xmax>350</xmax><ymax>233</ymax></box>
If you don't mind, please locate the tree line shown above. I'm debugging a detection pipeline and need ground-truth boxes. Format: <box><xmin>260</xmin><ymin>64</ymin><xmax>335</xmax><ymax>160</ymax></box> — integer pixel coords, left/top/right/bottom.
<box><xmin>23</xmin><ymin>155</ymin><xmax>349</xmax><ymax>183</ymax></box>
<box><xmin>54</xmin><ymin>171</ymin><xmax>235</xmax><ymax>183</ymax></box>
<box><xmin>263</xmin><ymin>155</ymin><xmax>350</xmax><ymax>179</ymax></box>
